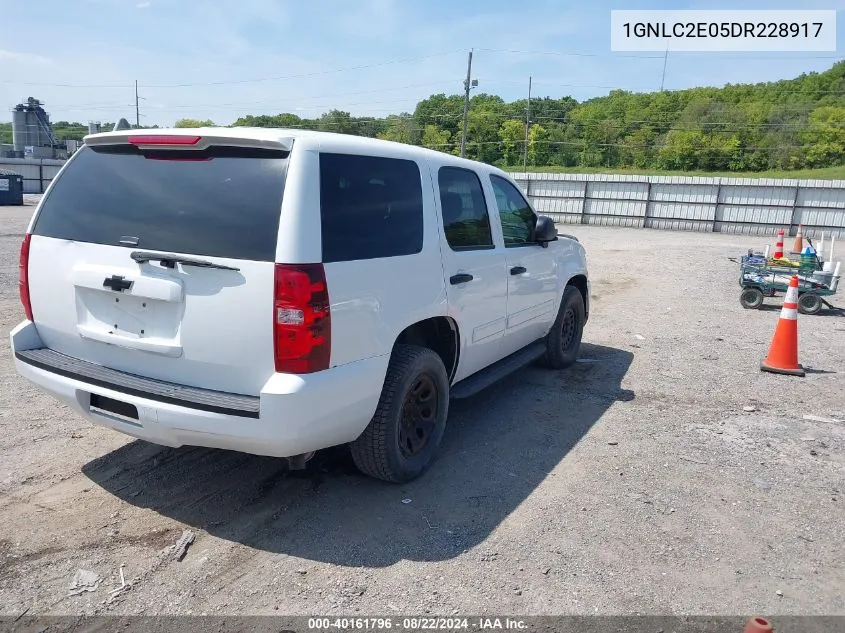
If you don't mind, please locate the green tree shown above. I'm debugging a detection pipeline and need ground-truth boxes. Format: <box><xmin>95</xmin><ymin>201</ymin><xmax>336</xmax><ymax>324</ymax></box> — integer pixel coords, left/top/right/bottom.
<box><xmin>544</xmin><ymin>123</ymin><xmax>579</xmax><ymax>167</ymax></box>
<box><xmin>658</xmin><ymin>130</ymin><xmax>706</xmax><ymax>170</ymax></box>
<box><xmin>528</xmin><ymin>123</ymin><xmax>550</xmax><ymax>166</ymax></box>
<box><xmin>498</xmin><ymin>119</ymin><xmax>524</xmax><ymax>166</ymax></box>
<box><xmin>413</xmin><ymin>93</ymin><xmax>465</xmax><ymax>139</ymax></box>
<box><xmin>620</xmin><ymin>126</ymin><xmax>657</xmax><ymax>168</ymax></box>
<box><xmin>232</xmin><ymin>113</ymin><xmax>302</xmax><ymax>127</ymax></box>
<box><xmin>60</xmin><ymin>59</ymin><xmax>845</xmax><ymax>174</ymax></box>
<box><xmin>174</xmin><ymin>118</ymin><xmax>215</xmax><ymax>128</ymax></box>
<box><xmin>466</xmin><ymin>108</ymin><xmax>503</xmax><ymax>163</ymax></box>
<box><xmin>421</xmin><ymin>124</ymin><xmax>451</xmax><ymax>151</ymax></box>
<box><xmin>317</xmin><ymin>110</ymin><xmax>357</xmax><ymax>135</ymax></box>
<box><xmin>801</xmin><ymin>105</ymin><xmax>845</xmax><ymax>167</ymax></box>
<box><xmin>377</xmin><ymin>114</ymin><xmax>418</xmax><ymax>145</ymax></box>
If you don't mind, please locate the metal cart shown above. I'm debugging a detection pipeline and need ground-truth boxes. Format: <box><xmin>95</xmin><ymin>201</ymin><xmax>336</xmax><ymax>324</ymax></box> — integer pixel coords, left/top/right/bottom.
<box><xmin>738</xmin><ymin>254</ymin><xmax>840</xmax><ymax>315</ymax></box>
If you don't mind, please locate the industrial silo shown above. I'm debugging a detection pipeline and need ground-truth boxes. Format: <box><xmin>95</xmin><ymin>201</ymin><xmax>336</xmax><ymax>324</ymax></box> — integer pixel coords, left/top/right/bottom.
<box><xmin>11</xmin><ymin>98</ymin><xmax>60</xmax><ymax>158</ymax></box>
<box><xmin>11</xmin><ymin>107</ymin><xmax>27</xmax><ymax>153</ymax></box>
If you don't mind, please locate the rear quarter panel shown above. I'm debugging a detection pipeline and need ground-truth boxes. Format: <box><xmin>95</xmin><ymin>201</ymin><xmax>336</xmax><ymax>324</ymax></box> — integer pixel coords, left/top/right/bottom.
<box><xmin>289</xmin><ymin>139</ymin><xmax>447</xmax><ymax>368</ymax></box>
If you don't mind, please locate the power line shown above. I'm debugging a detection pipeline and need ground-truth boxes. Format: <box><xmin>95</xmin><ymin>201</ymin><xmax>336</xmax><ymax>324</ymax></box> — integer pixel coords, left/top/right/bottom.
<box><xmin>150</xmin><ymin>50</ymin><xmax>466</xmax><ymax>88</ymax></box>
<box><xmin>429</xmin><ymin>139</ymin><xmax>821</xmax><ymax>151</ymax></box>
<box><xmin>44</xmin><ymin>90</ymin><xmax>845</xmax><ymax>118</ymax></box>
<box><xmin>70</xmin><ymin>104</ymin><xmax>827</xmax><ymax>131</ymax></box>
<box><xmin>123</xmin><ymin>80</ymin><xmax>460</xmax><ymax>113</ymax></box>
<box><xmin>205</xmin><ymin>115</ymin><xmax>845</xmax><ymax>134</ymax></box>
<box><xmin>476</xmin><ymin>47</ymin><xmax>663</xmax><ymax>59</ymax></box>
<box><xmin>5</xmin><ymin>50</ymin><xmax>464</xmax><ymax>89</ymax></box>
<box><xmin>476</xmin><ymin>47</ymin><xmax>844</xmax><ymax>61</ymax></box>
<box><xmin>9</xmin><ymin>48</ymin><xmax>844</xmax><ymax>90</ymax></box>
<box><xmin>36</xmin><ymin>102</ymin><xmax>838</xmax><ymax>132</ymax></box>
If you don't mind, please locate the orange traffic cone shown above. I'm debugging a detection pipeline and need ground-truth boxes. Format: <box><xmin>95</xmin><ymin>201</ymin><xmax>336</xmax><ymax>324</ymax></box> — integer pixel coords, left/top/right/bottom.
<box><xmin>761</xmin><ymin>275</ymin><xmax>804</xmax><ymax>377</ymax></box>
<box><xmin>744</xmin><ymin>616</ymin><xmax>773</xmax><ymax>633</ymax></box>
<box><xmin>790</xmin><ymin>225</ymin><xmax>804</xmax><ymax>254</ymax></box>
<box><xmin>773</xmin><ymin>229</ymin><xmax>785</xmax><ymax>259</ymax></box>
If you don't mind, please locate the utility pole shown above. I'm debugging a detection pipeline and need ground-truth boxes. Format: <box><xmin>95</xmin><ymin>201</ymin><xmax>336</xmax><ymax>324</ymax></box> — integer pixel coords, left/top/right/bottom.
<box><xmin>135</xmin><ymin>80</ymin><xmax>140</xmax><ymax>128</ymax></box>
<box><xmin>460</xmin><ymin>49</ymin><xmax>474</xmax><ymax>158</ymax></box>
<box><xmin>659</xmin><ymin>46</ymin><xmax>668</xmax><ymax>91</ymax></box>
<box><xmin>523</xmin><ymin>75</ymin><xmax>532</xmax><ymax>170</ymax></box>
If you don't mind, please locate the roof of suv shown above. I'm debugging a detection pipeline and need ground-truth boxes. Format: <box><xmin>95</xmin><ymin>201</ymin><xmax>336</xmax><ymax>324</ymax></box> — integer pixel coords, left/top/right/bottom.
<box><xmin>84</xmin><ymin>126</ymin><xmax>511</xmax><ymax>177</ymax></box>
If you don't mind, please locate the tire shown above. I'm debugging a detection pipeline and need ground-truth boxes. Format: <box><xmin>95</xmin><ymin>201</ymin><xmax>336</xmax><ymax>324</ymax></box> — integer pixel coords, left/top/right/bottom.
<box><xmin>798</xmin><ymin>292</ymin><xmax>822</xmax><ymax>315</ymax></box>
<box><xmin>350</xmin><ymin>344</ymin><xmax>450</xmax><ymax>483</ymax></box>
<box><xmin>541</xmin><ymin>285</ymin><xmax>585</xmax><ymax>369</ymax></box>
<box><xmin>740</xmin><ymin>287</ymin><xmax>765</xmax><ymax>309</ymax></box>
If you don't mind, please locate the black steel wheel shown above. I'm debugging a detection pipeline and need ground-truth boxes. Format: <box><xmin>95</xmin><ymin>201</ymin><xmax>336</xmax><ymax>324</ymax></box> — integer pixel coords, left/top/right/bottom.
<box><xmin>560</xmin><ymin>305</ymin><xmax>578</xmax><ymax>353</ymax></box>
<box><xmin>798</xmin><ymin>292</ymin><xmax>822</xmax><ymax>315</ymax></box>
<box><xmin>398</xmin><ymin>374</ymin><xmax>439</xmax><ymax>458</ymax></box>
<box><xmin>541</xmin><ymin>284</ymin><xmax>585</xmax><ymax>369</ymax></box>
<box><xmin>350</xmin><ymin>344</ymin><xmax>449</xmax><ymax>483</ymax></box>
<box><xmin>740</xmin><ymin>287</ymin><xmax>765</xmax><ymax>309</ymax></box>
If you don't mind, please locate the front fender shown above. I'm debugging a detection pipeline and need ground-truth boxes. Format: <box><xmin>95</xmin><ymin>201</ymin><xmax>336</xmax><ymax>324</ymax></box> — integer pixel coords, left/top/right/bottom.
<box><xmin>551</xmin><ymin>237</ymin><xmax>589</xmax><ymax>322</ymax></box>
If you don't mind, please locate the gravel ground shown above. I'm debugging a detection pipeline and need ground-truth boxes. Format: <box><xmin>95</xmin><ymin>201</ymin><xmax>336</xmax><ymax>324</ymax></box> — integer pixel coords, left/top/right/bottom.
<box><xmin>0</xmin><ymin>196</ymin><xmax>843</xmax><ymax>618</ymax></box>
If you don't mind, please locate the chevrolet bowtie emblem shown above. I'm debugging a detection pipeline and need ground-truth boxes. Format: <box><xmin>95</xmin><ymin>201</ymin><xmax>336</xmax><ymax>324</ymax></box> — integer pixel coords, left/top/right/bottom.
<box><xmin>103</xmin><ymin>275</ymin><xmax>132</xmax><ymax>292</ymax></box>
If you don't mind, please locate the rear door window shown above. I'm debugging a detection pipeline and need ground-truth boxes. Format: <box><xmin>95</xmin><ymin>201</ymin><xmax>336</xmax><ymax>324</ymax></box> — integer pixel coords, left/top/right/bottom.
<box><xmin>437</xmin><ymin>166</ymin><xmax>494</xmax><ymax>251</ymax></box>
<box><xmin>32</xmin><ymin>144</ymin><xmax>288</xmax><ymax>261</ymax></box>
<box><xmin>319</xmin><ymin>153</ymin><xmax>424</xmax><ymax>263</ymax></box>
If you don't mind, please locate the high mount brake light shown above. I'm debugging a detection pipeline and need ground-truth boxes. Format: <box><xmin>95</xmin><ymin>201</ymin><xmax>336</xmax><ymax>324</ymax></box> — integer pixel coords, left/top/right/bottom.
<box><xmin>127</xmin><ymin>135</ymin><xmax>201</xmax><ymax>146</ymax></box>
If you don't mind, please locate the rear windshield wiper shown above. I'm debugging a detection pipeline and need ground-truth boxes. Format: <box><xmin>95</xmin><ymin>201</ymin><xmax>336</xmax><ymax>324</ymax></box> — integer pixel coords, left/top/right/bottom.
<box><xmin>130</xmin><ymin>250</ymin><xmax>240</xmax><ymax>271</ymax></box>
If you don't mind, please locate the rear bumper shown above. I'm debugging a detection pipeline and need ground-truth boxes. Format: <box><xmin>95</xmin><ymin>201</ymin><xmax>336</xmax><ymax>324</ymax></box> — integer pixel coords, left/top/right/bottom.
<box><xmin>10</xmin><ymin>321</ymin><xmax>388</xmax><ymax>458</ymax></box>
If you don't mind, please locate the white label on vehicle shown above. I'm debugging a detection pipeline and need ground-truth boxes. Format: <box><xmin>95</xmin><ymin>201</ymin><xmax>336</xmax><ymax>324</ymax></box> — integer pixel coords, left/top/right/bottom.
<box><xmin>611</xmin><ymin>10</ymin><xmax>836</xmax><ymax>51</ymax></box>
<box><xmin>0</xmin><ymin>180</ymin><xmax>9</xmax><ymax>191</ymax></box>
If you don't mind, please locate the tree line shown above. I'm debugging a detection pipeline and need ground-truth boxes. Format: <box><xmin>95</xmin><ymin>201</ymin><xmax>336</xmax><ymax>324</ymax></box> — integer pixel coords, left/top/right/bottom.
<box><xmin>5</xmin><ymin>61</ymin><xmax>845</xmax><ymax>172</ymax></box>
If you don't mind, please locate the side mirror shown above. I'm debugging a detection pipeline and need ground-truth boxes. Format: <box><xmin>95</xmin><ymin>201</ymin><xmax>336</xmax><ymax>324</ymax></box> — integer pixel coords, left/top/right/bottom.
<box><xmin>534</xmin><ymin>215</ymin><xmax>557</xmax><ymax>247</ymax></box>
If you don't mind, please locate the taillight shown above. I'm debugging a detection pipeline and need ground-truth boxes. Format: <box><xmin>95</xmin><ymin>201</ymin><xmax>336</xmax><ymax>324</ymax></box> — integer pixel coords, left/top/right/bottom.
<box><xmin>19</xmin><ymin>233</ymin><xmax>33</xmax><ymax>321</ymax></box>
<box><xmin>273</xmin><ymin>263</ymin><xmax>331</xmax><ymax>374</ymax></box>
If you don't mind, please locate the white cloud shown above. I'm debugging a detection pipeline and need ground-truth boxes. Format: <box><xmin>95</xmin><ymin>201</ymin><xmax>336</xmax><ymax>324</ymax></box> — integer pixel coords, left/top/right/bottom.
<box><xmin>136</xmin><ymin>1</ymin><xmax>151</xmax><ymax>8</ymax></box>
<box><xmin>0</xmin><ymin>49</ymin><xmax>52</xmax><ymax>65</ymax></box>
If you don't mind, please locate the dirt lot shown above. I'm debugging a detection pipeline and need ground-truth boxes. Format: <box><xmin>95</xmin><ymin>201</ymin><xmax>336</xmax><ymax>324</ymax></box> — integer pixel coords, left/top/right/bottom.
<box><xmin>1</xmin><ymin>196</ymin><xmax>843</xmax><ymax>618</ymax></box>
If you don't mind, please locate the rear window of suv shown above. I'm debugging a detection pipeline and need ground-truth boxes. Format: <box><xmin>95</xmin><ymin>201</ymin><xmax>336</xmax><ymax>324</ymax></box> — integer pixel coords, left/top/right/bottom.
<box><xmin>31</xmin><ymin>144</ymin><xmax>288</xmax><ymax>261</ymax></box>
<box><xmin>319</xmin><ymin>152</ymin><xmax>424</xmax><ymax>263</ymax></box>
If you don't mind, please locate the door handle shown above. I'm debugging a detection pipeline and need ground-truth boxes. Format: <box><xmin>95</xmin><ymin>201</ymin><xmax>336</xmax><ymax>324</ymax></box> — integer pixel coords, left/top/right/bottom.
<box><xmin>510</xmin><ymin>266</ymin><xmax>527</xmax><ymax>275</ymax></box>
<box><xmin>450</xmin><ymin>273</ymin><xmax>474</xmax><ymax>285</ymax></box>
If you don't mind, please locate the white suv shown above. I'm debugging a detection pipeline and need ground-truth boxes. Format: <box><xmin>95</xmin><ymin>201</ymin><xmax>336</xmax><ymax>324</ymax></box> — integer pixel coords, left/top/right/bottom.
<box><xmin>11</xmin><ymin>128</ymin><xmax>589</xmax><ymax>482</ymax></box>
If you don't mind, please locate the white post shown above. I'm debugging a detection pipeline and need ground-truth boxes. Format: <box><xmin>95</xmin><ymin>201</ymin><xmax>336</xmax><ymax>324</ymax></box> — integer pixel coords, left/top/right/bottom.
<box><xmin>764</xmin><ymin>245</ymin><xmax>770</xmax><ymax>258</ymax></box>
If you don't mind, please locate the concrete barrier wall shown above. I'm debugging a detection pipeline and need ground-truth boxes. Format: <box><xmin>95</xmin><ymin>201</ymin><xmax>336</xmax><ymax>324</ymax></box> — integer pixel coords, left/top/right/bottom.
<box><xmin>0</xmin><ymin>158</ymin><xmax>65</xmax><ymax>194</ymax></box>
<box><xmin>509</xmin><ymin>172</ymin><xmax>845</xmax><ymax>238</ymax></box>
<box><xmin>3</xmin><ymin>157</ymin><xmax>844</xmax><ymax>239</ymax></box>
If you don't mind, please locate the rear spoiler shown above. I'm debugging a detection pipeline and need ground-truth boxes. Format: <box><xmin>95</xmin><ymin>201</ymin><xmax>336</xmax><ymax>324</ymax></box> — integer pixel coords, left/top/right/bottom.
<box><xmin>83</xmin><ymin>130</ymin><xmax>293</xmax><ymax>153</ymax></box>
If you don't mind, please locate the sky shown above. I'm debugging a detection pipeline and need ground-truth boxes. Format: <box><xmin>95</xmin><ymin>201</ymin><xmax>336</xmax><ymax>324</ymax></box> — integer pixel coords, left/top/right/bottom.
<box><xmin>2</xmin><ymin>0</ymin><xmax>845</xmax><ymax>127</ymax></box>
